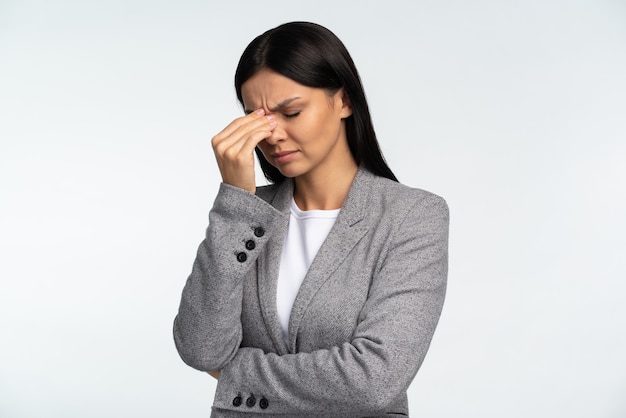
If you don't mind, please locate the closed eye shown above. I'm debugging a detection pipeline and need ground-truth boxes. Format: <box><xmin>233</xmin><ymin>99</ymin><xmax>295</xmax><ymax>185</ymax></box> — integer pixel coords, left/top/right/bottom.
<box><xmin>284</xmin><ymin>112</ymin><xmax>300</xmax><ymax>119</ymax></box>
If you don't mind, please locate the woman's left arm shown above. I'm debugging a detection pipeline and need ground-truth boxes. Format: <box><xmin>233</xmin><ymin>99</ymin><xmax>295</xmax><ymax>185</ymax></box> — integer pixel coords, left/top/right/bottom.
<box><xmin>212</xmin><ymin>194</ymin><xmax>449</xmax><ymax>416</ymax></box>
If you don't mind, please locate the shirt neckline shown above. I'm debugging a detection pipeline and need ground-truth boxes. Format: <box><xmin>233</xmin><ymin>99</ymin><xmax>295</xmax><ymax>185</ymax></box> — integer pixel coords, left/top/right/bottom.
<box><xmin>290</xmin><ymin>197</ymin><xmax>341</xmax><ymax>220</ymax></box>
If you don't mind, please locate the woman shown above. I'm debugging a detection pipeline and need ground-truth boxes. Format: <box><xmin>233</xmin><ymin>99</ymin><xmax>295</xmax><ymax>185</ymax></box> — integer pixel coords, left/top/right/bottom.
<box><xmin>174</xmin><ymin>22</ymin><xmax>449</xmax><ymax>417</ymax></box>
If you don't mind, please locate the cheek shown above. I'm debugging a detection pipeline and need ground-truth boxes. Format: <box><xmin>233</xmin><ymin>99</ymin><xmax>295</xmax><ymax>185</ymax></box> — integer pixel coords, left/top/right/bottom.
<box><xmin>296</xmin><ymin>110</ymin><xmax>326</xmax><ymax>139</ymax></box>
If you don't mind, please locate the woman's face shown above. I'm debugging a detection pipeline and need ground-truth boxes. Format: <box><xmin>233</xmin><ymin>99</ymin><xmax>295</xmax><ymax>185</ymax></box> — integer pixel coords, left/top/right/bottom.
<box><xmin>240</xmin><ymin>70</ymin><xmax>353</xmax><ymax>180</ymax></box>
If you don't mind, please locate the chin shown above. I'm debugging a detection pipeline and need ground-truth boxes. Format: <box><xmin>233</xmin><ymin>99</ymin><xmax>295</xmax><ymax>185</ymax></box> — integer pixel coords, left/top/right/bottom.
<box><xmin>276</xmin><ymin>164</ymin><xmax>307</xmax><ymax>179</ymax></box>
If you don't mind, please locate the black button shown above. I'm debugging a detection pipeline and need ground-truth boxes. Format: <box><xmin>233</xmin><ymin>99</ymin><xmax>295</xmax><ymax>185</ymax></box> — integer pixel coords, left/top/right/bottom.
<box><xmin>259</xmin><ymin>398</ymin><xmax>269</xmax><ymax>409</ymax></box>
<box><xmin>245</xmin><ymin>240</ymin><xmax>256</xmax><ymax>250</ymax></box>
<box><xmin>236</xmin><ymin>252</ymin><xmax>247</xmax><ymax>263</ymax></box>
<box><xmin>254</xmin><ymin>227</ymin><xmax>265</xmax><ymax>237</ymax></box>
<box><xmin>246</xmin><ymin>394</ymin><xmax>256</xmax><ymax>407</ymax></box>
<box><xmin>232</xmin><ymin>395</ymin><xmax>242</xmax><ymax>407</ymax></box>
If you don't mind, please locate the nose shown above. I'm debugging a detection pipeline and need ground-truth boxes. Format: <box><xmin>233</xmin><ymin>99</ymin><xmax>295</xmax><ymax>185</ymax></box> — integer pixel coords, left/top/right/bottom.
<box><xmin>265</xmin><ymin>123</ymin><xmax>286</xmax><ymax>145</ymax></box>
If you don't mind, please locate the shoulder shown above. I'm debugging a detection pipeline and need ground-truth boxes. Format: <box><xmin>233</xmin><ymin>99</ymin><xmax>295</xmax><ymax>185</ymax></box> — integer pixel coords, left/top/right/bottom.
<box><xmin>365</xmin><ymin>172</ymin><xmax>449</xmax><ymax>221</ymax></box>
<box><xmin>362</xmin><ymin>174</ymin><xmax>449</xmax><ymax>271</ymax></box>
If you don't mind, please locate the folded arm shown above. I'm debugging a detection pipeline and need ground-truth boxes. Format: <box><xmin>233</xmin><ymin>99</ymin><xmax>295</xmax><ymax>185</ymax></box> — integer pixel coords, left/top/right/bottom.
<box><xmin>173</xmin><ymin>183</ymin><xmax>283</xmax><ymax>371</ymax></box>
<box><xmin>212</xmin><ymin>195</ymin><xmax>449</xmax><ymax>416</ymax></box>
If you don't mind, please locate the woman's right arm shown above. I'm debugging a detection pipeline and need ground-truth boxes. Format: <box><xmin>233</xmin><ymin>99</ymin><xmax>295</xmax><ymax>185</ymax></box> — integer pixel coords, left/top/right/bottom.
<box><xmin>173</xmin><ymin>109</ymin><xmax>278</xmax><ymax>371</ymax></box>
<box><xmin>173</xmin><ymin>182</ymin><xmax>281</xmax><ymax>371</ymax></box>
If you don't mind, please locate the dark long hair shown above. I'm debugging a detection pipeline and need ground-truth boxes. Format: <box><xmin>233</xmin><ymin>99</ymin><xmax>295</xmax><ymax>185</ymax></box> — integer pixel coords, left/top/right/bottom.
<box><xmin>234</xmin><ymin>22</ymin><xmax>397</xmax><ymax>183</ymax></box>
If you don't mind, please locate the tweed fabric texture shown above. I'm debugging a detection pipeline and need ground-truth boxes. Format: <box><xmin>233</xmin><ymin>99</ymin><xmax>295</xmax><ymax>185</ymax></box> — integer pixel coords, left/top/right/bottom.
<box><xmin>174</xmin><ymin>168</ymin><xmax>449</xmax><ymax>417</ymax></box>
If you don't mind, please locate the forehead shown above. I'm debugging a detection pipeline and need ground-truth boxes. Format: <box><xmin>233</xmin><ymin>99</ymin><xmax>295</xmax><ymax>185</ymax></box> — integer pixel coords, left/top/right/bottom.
<box><xmin>241</xmin><ymin>70</ymin><xmax>309</xmax><ymax>108</ymax></box>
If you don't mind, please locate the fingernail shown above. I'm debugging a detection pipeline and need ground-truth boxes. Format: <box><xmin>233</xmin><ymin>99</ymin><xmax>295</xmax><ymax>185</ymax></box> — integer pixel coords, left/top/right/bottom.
<box><xmin>266</xmin><ymin>115</ymin><xmax>276</xmax><ymax>127</ymax></box>
<box><xmin>255</xmin><ymin>108</ymin><xmax>265</xmax><ymax>115</ymax></box>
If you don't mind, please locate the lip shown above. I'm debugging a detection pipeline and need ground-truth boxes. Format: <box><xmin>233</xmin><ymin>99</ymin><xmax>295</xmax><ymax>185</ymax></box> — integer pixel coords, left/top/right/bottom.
<box><xmin>271</xmin><ymin>150</ymin><xmax>299</xmax><ymax>164</ymax></box>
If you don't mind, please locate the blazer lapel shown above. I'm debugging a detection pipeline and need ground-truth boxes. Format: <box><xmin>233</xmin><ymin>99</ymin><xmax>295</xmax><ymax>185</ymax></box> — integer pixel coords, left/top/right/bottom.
<box><xmin>287</xmin><ymin>168</ymin><xmax>373</xmax><ymax>352</ymax></box>
<box><xmin>257</xmin><ymin>179</ymin><xmax>293</xmax><ymax>355</ymax></box>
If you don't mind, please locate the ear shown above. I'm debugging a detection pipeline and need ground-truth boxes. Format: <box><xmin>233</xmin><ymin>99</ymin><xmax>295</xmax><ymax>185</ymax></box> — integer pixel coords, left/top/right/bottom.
<box><xmin>338</xmin><ymin>89</ymin><xmax>352</xmax><ymax>119</ymax></box>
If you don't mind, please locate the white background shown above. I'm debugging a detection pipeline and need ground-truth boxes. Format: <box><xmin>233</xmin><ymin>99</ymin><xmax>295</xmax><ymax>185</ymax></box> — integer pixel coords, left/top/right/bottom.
<box><xmin>1</xmin><ymin>1</ymin><xmax>625</xmax><ymax>417</ymax></box>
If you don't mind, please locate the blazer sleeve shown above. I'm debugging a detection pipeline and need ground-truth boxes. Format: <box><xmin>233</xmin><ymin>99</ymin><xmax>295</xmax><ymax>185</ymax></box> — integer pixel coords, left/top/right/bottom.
<box><xmin>173</xmin><ymin>183</ymin><xmax>283</xmax><ymax>371</ymax></box>
<box><xmin>212</xmin><ymin>194</ymin><xmax>449</xmax><ymax>416</ymax></box>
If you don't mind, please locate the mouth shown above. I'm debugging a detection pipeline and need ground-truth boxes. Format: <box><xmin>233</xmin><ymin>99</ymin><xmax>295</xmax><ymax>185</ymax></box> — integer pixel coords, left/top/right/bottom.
<box><xmin>271</xmin><ymin>150</ymin><xmax>299</xmax><ymax>164</ymax></box>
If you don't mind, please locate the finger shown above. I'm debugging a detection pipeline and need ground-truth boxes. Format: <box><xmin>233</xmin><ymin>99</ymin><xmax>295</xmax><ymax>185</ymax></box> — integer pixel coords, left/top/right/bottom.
<box><xmin>212</xmin><ymin>114</ymin><xmax>271</xmax><ymax>153</ymax></box>
<box><xmin>226</xmin><ymin>113</ymin><xmax>274</xmax><ymax>146</ymax></box>
<box><xmin>213</xmin><ymin>115</ymin><xmax>275</xmax><ymax>155</ymax></box>
<box><xmin>229</xmin><ymin>113</ymin><xmax>276</xmax><ymax>149</ymax></box>
<box><xmin>218</xmin><ymin>125</ymin><xmax>273</xmax><ymax>162</ymax></box>
<box><xmin>239</xmin><ymin>124</ymin><xmax>274</xmax><ymax>156</ymax></box>
<box><xmin>214</xmin><ymin>108</ymin><xmax>266</xmax><ymax>142</ymax></box>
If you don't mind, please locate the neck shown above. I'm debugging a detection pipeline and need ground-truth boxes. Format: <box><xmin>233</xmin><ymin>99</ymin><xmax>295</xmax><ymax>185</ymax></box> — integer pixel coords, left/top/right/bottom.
<box><xmin>293</xmin><ymin>162</ymin><xmax>358</xmax><ymax>211</ymax></box>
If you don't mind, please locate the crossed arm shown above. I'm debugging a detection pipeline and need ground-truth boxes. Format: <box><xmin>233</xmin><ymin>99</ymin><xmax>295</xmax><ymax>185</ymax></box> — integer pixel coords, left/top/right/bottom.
<box><xmin>174</xmin><ymin>184</ymin><xmax>448</xmax><ymax>415</ymax></box>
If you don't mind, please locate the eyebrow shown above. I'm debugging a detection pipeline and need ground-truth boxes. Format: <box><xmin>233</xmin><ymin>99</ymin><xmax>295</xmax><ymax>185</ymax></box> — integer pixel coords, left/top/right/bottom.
<box><xmin>244</xmin><ymin>97</ymin><xmax>302</xmax><ymax>114</ymax></box>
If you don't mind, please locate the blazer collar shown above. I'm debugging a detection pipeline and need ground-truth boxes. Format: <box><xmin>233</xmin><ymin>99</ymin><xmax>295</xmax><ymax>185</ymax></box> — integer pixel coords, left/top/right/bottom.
<box><xmin>258</xmin><ymin>167</ymin><xmax>374</xmax><ymax>354</ymax></box>
<box><xmin>272</xmin><ymin>166</ymin><xmax>374</xmax><ymax>220</ymax></box>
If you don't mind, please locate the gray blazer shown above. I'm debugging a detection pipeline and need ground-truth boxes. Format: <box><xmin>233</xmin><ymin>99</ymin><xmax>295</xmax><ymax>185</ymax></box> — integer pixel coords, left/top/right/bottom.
<box><xmin>174</xmin><ymin>168</ymin><xmax>449</xmax><ymax>417</ymax></box>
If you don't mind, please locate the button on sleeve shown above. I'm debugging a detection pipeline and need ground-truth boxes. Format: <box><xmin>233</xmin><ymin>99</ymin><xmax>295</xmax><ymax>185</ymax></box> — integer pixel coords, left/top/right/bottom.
<box><xmin>259</xmin><ymin>397</ymin><xmax>269</xmax><ymax>409</ymax></box>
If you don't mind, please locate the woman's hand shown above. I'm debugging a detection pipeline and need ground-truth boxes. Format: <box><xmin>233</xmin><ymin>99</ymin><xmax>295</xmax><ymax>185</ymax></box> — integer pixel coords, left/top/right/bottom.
<box><xmin>211</xmin><ymin>108</ymin><xmax>276</xmax><ymax>194</ymax></box>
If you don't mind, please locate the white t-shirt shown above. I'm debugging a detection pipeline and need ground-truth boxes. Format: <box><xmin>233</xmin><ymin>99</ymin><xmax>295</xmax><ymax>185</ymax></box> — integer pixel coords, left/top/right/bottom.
<box><xmin>276</xmin><ymin>198</ymin><xmax>340</xmax><ymax>346</ymax></box>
